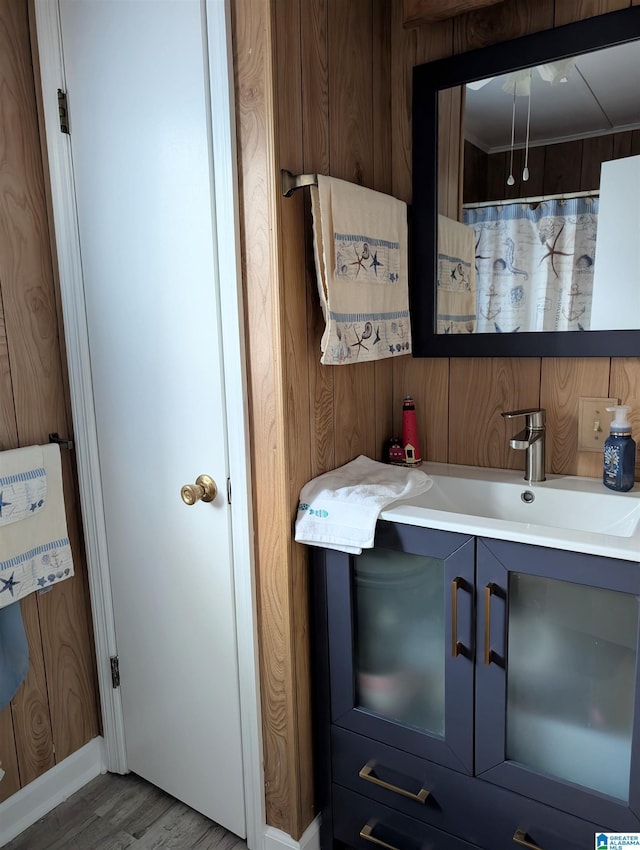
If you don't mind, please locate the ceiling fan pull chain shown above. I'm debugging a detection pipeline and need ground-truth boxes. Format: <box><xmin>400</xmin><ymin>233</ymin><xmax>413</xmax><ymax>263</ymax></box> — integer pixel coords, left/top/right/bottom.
<box><xmin>522</xmin><ymin>69</ymin><xmax>532</xmax><ymax>182</ymax></box>
<box><xmin>507</xmin><ymin>87</ymin><xmax>516</xmax><ymax>186</ymax></box>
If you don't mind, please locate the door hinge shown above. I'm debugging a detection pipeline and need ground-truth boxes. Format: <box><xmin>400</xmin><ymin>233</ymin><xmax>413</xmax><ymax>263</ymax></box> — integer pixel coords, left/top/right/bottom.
<box><xmin>110</xmin><ymin>655</ymin><xmax>120</xmax><ymax>688</ymax></box>
<box><xmin>57</xmin><ymin>89</ymin><xmax>70</xmax><ymax>134</ymax></box>
<box><xmin>227</xmin><ymin>477</ymin><xmax>232</xmax><ymax>504</ymax></box>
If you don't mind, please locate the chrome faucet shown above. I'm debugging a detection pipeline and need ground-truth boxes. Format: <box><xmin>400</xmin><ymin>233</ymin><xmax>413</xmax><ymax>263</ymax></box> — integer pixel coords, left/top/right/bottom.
<box><xmin>502</xmin><ymin>408</ymin><xmax>546</xmax><ymax>483</ymax></box>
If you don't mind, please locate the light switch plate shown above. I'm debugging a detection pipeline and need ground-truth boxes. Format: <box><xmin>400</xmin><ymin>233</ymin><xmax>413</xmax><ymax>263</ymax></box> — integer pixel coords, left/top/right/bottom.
<box><xmin>578</xmin><ymin>397</ymin><xmax>618</xmax><ymax>452</ymax></box>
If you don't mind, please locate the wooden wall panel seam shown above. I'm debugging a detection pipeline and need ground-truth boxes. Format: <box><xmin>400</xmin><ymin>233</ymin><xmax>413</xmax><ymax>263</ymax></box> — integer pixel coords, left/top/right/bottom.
<box><xmin>302</xmin><ymin>0</ymin><xmax>335</xmax><ymax>480</ymax></box>
<box><xmin>0</xmin><ymin>281</ymin><xmax>20</xmax><ymax>448</ymax></box>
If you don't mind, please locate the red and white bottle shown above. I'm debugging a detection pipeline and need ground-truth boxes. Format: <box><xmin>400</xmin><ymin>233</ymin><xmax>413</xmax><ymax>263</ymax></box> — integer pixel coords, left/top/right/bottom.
<box><xmin>402</xmin><ymin>396</ymin><xmax>422</xmax><ymax>464</ymax></box>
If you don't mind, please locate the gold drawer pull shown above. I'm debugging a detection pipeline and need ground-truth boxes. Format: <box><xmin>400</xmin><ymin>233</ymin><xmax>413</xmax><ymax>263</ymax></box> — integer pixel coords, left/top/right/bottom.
<box><xmin>359</xmin><ymin>762</ymin><xmax>430</xmax><ymax>804</ymax></box>
<box><xmin>484</xmin><ymin>582</ymin><xmax>498</xmax><ymax>665</ymax></box>
<box><xmin>451</xmin><ymin>576</ymin><xmax>464</xmax><ymax>657</ymax></box>
<box><xmin>360</xmin><ymin>822</ymin><xmax>401</xmax><ymax>850</ymax></box>
<box><xmin>513</xmin><ymin>829</ymin><xmax>544</xmax><ymax>849</ymax></box>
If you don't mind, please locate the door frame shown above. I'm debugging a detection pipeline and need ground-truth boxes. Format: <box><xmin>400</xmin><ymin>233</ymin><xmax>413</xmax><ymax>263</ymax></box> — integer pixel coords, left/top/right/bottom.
<box><xmin>32</xmin><ymin>1</ymin><xmax>265</xmax><ymax>847</ymax></box>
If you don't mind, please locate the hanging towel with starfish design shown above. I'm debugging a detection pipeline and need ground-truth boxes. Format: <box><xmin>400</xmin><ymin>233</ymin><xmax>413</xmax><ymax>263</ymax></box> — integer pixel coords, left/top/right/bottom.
<box><xmin>436</xmin><ymin>214</ymin><xmax>477</xmax><ymax>335</ymax></box>
<box><xmin>310</xmin><ymin>175</ymin><xmax>410</xmax><ymax>364</ymax></box>
<box><xmin>0</xmin><ymin>444</ymin><xmax>74</xmax><ymax>610</ymax></box>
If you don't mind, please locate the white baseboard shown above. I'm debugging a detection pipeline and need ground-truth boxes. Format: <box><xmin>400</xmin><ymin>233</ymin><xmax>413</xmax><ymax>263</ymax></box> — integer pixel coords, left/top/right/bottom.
<box><xmin>0</xmin><ymin>736</ymin><xmax>107</xmax><ymax>847</ymax></box>
<box><xmin>263</xmin><ymin>816</ymin><xmax>321</xmax><ymax>850</ymax></box>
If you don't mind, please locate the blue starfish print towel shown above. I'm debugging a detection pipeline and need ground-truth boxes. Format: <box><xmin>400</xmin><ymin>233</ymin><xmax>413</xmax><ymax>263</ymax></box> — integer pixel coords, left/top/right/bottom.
<box><xmin>0</xmin><ymin>444</ymin><xmax>74</xmax><ymax>610</ymax></box>
<box><xmin>436</xmin><ymin>214</ymin><xmax>477</xmax><ymax>335</ymax></box>
<box><xmin>310</xmin><ymin>176</ymin><xmax>411</xmax><ymax>364</ymax></box>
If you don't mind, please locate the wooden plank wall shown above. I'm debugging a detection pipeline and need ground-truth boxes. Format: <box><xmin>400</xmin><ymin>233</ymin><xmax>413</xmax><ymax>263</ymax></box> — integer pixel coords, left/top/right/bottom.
<box><xmin>464</xmin><ymin>131</ymin><xmax>640</xmax><ymax>202</ymax></box>
<box><xmin>0</xmin><ymin>0</ymin><xmax>99</xmax><ymax>803</ymax></box>
<box><xmin>233</xmin><ymin>0</ymin><xmax>394</xmax><ymax>838</ymax></box>
<box><xmin>234</xmin><ymin>0</ymin><xmax>640</xmax><ymax>840</ymax></box>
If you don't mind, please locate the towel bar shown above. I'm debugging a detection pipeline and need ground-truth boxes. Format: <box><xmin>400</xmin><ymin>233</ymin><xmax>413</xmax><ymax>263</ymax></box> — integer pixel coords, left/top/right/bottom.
<box><xmin>281</xmin><ymin>169</ymin><xmax>318</xmax><ymax>197</ymax></box>
<box><xmin>49</xmin><ymin>432</ymin><xmax>74</xmax><ymax>450</ymax></box>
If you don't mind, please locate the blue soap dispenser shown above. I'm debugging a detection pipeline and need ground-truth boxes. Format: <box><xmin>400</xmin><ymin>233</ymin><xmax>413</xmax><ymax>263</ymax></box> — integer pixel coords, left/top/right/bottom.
<box><xmin>603</xmin><ymin>405</ymin><xmax>636</xmax><ymax>492</ymax></box>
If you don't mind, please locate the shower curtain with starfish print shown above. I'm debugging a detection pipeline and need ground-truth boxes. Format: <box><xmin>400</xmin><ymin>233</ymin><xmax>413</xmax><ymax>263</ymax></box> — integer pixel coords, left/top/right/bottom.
<box><xmin>463</xmin><ymin>196</ymin><xmax>598</xmax><ymax>333</ymax></box>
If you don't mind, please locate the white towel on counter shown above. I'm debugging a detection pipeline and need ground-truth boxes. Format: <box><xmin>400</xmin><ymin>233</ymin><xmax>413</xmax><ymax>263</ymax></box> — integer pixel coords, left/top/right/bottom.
<box><xmin>0</xmin><ymin>444</ymin><xmax>74</xmax><ymax>609</ymax></box>
<box><xmin>310</xmin><ymin>175</ymin><xmax>411</xmax><ymax>365</ymax></box>
<box><xmin>295</xmin><ymin>455</ymin><xmax>432</xmax><ymax>554</ymax></box>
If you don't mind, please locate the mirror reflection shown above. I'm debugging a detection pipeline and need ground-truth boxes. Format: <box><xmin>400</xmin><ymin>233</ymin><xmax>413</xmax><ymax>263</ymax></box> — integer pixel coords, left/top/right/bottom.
<box><xmin>436</xmin><ymin>39</ymin><xmax>640</xmax><ymax>336</ymax></box>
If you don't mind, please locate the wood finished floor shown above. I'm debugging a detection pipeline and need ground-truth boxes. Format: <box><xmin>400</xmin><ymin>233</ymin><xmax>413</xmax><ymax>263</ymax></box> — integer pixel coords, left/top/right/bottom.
<box><xmin>4</xmin><ymin>772</ymin><xmax>248</xmax><ymax>850</ymax></box>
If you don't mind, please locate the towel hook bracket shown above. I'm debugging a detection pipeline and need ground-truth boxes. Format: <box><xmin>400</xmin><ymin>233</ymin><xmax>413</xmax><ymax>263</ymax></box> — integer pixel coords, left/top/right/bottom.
<box><xmin>49</xmin><ymin>432</ymin><xmax>74</xmax><ymax>451</ymax></box>
<box><xmin>281</xmin><ymin>169</ymin><xmax>318</xmax><ymax>198</ymax></box>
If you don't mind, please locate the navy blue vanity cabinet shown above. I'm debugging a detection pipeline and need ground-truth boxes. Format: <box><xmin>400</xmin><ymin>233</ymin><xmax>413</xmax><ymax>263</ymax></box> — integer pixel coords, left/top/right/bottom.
<box><xmin>475</xmin><ymin>537</ymin><xmax>640</xmax><ymax>831</ymax></box>
<box><xmin>311</xmin><ymin>521</ymin><xmax>636</xmax><ymax>850</ymax></box>
<box><xmin>311</xmin><ymin>521</ymin><xmax>476</xmax><ymax>850</ymax></box>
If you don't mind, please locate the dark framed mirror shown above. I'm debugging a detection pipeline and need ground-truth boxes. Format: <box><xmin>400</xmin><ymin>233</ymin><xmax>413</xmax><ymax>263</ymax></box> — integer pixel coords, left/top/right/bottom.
<box><xmin>411</xmin><ymin>7</ymin><xmax>640</xmax><ymax>357</ymax></box>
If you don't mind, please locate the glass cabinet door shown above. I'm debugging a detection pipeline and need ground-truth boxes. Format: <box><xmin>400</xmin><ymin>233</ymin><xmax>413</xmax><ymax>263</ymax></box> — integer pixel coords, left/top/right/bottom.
<box><xmin>476</xmin><ymin>537</ymin><xmax>640</xmax><ymax>829</ymax></box>
<box><xmin>353</xmin><ymin>547</ymin><xmax>446</xmax><ymax>736</ymax></box>
<box><xmin>507</xmin><ymin>574</ymin><xmax>637</xmax><ymax>801</ymax></box>
<box><xmin>325</xmin><ymin>521</ymin><xmax>475</xmax><ymax>774</ymax></box>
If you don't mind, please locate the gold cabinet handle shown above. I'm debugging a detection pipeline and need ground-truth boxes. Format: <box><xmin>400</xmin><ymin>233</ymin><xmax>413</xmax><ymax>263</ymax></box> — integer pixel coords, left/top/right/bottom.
<box><xmin>451</xmin><ymin>576</ymin><xmax>466</xmax><ymax>657</ymax></box>
<box><xmin>359</xmin><ymin>762</ymin><xmax>430</xmax><ymax>804</ymax></box>
<box><xmin>484</xmin><ymin>582</ymin><xmax>498</xmax><ymax>665</ymax></box>
<box><xmin>360</xmin><ymin>822</ymin><xmax>401</xmax><ymax>850</ymax></box>
<box><xmin>180</xmin><ymin>474</ymin><xmax>217</xmax><ymax>505</ymax></box>
<box><xmin>513</xmin><ymin>829</ymin><xmax>544</xmax><ymax>849</ymax></box>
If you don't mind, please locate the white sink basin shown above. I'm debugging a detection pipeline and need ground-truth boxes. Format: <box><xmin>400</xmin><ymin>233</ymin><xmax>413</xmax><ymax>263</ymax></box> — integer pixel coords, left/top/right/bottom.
<box><xmin>409</xmin><ymin>471</ymin><xmax>640</xmax><ymax>536</ymax></box>
<box><xmin>381</xmin><ymin>462</ymin><xmax>640</xmax><ymax>562</ymax></box>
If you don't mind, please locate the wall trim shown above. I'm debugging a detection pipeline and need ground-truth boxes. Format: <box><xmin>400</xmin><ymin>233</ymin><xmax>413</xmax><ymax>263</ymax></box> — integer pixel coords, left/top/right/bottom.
<box><xmin>0</xmin><ymin>737</ymin><xmax>106</xmax><ymax>847</ymax></box>
<box><xmin>264</xmin><ymin>817</ymin><xmax>321</xmax><ymax>850</ymax></box>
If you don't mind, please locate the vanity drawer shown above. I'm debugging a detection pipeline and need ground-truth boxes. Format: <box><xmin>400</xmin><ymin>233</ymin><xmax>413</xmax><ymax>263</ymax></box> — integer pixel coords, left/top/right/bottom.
<box><xmin>331</xmin><ymin>726</ymin><xmax>602</xmax><ymax>850</ymax></box>
<box><xmin>333</xmin><ymin>785</ymin><xmax>480</xmax><ymax>850</ymax></box>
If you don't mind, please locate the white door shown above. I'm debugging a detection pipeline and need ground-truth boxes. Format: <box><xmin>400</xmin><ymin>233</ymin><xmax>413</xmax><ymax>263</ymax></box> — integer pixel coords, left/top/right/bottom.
<box><xmin>56</xmin><ymin>0</ymin><xmax>246</xmax><ymax>836</ymax></box>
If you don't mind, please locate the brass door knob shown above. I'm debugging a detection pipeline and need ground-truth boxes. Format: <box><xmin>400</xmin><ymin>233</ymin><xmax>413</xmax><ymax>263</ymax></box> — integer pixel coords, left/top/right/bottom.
<box><xmin>181</xmin><ymin>474</ymin><xmax>217</xmax><ymax>505</ymax></box>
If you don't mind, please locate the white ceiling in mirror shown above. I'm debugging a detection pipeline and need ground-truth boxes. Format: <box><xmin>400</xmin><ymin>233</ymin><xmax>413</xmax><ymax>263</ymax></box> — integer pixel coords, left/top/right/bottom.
<box><xmin>464</xmin><ymin>40</ymin><xmax>640</xmax><ymax>153</ymax></box>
